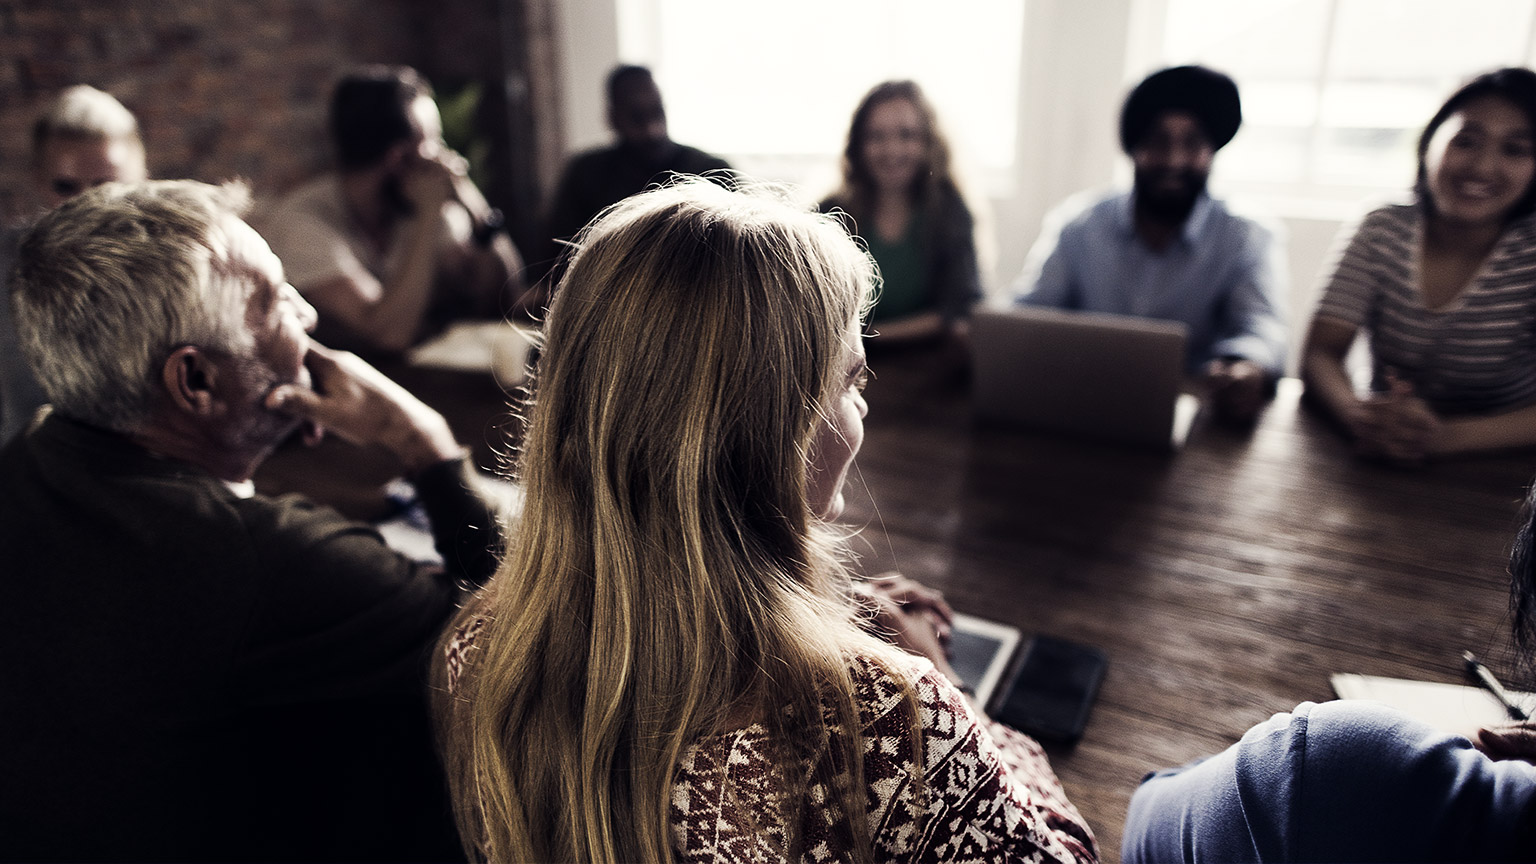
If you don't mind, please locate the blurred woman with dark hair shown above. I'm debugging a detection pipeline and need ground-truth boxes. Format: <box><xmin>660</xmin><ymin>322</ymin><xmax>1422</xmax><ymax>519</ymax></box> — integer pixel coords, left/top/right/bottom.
<box><xmin>1304</xmin><ymin>68</ymin><xmax>1536</xmax><ymax>463</ymax></box>
<box><xmin>823</xmin><ymin>80</ymin><xmax>983</xmax><ymax>346</ymax></box>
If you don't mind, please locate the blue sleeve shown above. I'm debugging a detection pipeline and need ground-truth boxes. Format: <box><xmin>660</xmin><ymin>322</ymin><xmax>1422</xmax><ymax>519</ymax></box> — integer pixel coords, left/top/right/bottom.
<box><xmin>1209</xmin><ymin>217</ymin><xmax>1288</xmax><ymax>378</ymax></box>
<box><xmin>1122</xmin><ymin>700</ymin><xmax>1536</xmax><ymax>864</ymax></box>
<box><xmin>1012</xmin><ymin>203</ymin><xmax>1081</xmax><ymax>310</ymax></box>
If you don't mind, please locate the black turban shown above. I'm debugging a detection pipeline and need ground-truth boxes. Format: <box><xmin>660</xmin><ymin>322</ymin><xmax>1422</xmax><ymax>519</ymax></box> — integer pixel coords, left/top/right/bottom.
<box><xmin>1119</xmin><ymin>65</ymin><xmax>1242</xmax><ymax>153</ymax></box>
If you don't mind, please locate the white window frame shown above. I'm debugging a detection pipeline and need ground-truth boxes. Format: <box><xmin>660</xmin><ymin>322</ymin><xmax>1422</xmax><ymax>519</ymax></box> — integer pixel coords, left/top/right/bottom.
<box><xmin>1131</xmin><ymin>0</ymin><xmax>1536</xmax><ymax>219</ymax></box>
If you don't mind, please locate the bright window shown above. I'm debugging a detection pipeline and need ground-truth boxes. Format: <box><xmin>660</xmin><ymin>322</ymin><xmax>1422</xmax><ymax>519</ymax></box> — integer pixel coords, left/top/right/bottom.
<box><xmin>1157</xmin><ymin>0</ymin><xmax>1536</xmax><ymax>208</ymax></box>
<box><xmin>616</xmin><ymin>0</ymin><xmax>1025</xmax><ymax>195</ymax></box>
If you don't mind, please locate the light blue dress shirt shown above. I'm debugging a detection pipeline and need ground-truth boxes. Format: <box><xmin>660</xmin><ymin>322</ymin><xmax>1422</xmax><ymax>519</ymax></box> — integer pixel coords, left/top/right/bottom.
<box><xmin>1014</xmin><ymin>190</ymin><xmax>1288</xmax><ymax>377</ymax></box>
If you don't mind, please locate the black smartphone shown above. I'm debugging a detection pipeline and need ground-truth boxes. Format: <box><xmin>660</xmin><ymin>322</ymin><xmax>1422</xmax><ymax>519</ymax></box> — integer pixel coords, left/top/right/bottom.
<box><xmin>993</xmin><ymin>636</ymin><xmax>1107</xmax><ymax>743</ymax></box>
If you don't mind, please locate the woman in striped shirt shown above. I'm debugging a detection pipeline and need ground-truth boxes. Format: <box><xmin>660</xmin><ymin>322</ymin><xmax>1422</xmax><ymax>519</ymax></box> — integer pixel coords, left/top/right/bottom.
<box><xmin>1304</xmin><ymin>68</ymin><xmax>1536</xmax><ymax>463</ymax></box>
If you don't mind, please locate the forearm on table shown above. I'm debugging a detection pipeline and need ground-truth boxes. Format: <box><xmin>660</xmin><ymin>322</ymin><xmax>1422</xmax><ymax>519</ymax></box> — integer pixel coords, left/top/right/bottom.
<box><xmin>1434</xmin><ymin>402</ymin><xmax>1536</xmax><ymax>455</ymax></box>
<box><xmin>1302</xmin><ymin>341</ymin><xmax>1366</xmax><ymax>432</ymax></box>
<box><xmin>412</xmin><ymin>456</ymin><xmax>504</xmax><ymax>584</ymax></box>
<box><xmin>1215</xmin><ymin>306</ymin><xmax>1287</xmax><ymax>380</ymax></box>
<box><xmin>1304</xmin><ymin>354</ymin><xmax>1364</xmax><ymax>427</ymax></box>
<box><xmin>353</xmin><ymin>213</ymin><xmax>444</xmax><ymax>353</ymax></box>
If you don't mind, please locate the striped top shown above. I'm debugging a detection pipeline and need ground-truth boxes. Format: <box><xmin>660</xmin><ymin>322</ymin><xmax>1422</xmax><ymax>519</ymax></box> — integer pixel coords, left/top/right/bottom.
<box><xmin>1314</xmin><ymin>204</ymin><xmax>1536</xmax><ymax>415</ymax></box>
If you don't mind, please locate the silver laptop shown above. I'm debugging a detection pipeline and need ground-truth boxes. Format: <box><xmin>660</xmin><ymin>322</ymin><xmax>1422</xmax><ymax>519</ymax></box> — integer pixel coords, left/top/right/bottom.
<box><xmin>971</xmin><ymin>306</ymin><xmax>1200</xmax><ymax>449</ymax></box>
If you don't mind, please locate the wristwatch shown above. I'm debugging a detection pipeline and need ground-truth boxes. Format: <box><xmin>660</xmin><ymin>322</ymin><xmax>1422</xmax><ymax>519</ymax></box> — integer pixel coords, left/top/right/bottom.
<box><xmin>472</xmin><ymin>208</ymin><xmax>505</xmax><ymax>248</ymax></box>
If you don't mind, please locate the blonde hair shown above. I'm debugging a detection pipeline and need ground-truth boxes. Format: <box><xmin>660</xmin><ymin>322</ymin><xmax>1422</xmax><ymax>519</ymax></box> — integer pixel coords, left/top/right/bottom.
<box><xmin>11</xmin><ymin>180</ymin><xmax>256</xmax><ymax>433</ymax></box>
<box><xmin>436</xmin><ymin>179</ymin><xmax>917</xmax><ymax>862</ymax></box>
<box><xmin>31</xmin><ymin>85</ymin><xmax>142</xmax><ymax>164</ymax></box>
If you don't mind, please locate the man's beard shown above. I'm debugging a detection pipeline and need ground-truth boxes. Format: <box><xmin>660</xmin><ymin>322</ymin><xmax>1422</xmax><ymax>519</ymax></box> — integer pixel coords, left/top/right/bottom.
<box><xmin>1133</xmin><ymin>166</ymin><xmax>1208</xmax><ymax>224</ymax></box>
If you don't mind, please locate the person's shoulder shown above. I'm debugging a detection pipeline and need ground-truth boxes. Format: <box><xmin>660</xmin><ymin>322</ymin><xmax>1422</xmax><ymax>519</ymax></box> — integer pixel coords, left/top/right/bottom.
<box><xmin>1283</xmin><ymin>699</ymin><xmax>1476</xmax><ymax>762</ymax></box>
<box><xmin>847</xmin><ymin>648</ymin><xmax>933</xmax><ymax>689</ymax></box>
<box><xmin>930</xmin><ymin>181</ymin><xmax>976</xmax><ymax>222</ymax></box>
<box><xmin>1357</xmin><ymin>200</ymin><xmax>1418</xmax><ymax>231</ymax></box>
<box><xmin>1048</xmin><ymin>188</ymin><xmax>1123</xmax><ymax>235</ymax></box>
<box><xmin>1232</xmin><ymin>699</ymin><xmax>1526</xmax><ymax>797</ymax></box>
<box><xmin>845</xmin><ymin>650</ymin><xmax>966</xmax><ymax>730</ymax></box>
<box><xmin>672</xmin><ymin>143</ymin><xmax>731</xmax><ymax>172</ymax></box>
<box><xmin>1500</xmin><ymin>210</ymin><xmax>1536</xmax><ymax>248</ymax></box>
<box><xmin>259</xmin><ymin>173</ymin><xmax>346</xmax><ymax>233</ymax></box>
<box><xmin>1069</xmin><ymin>187</ymin><xmax>1124</xmax><ymax>217</ymax></box>
<box><xmin>563</xmin><ymin>144</ymin><xmax>619</xmax><ymax>171</ymax></box>
<box><xmin>1250</xmin><ymin>700</ymin><xmax>1536</xmax><ymax>859</ymax></box>
<box><xmin>228</xmin><ymin>488</ymin><xmax>369</xmax><ymax>545</ymax></box>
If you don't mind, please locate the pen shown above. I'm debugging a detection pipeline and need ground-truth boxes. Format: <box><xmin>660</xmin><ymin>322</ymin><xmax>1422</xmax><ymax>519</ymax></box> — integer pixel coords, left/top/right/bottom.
<box><xmin>1463</xmin><ymin>651</ymin><xmax>1529</xmax><ymax>721</ymax></box>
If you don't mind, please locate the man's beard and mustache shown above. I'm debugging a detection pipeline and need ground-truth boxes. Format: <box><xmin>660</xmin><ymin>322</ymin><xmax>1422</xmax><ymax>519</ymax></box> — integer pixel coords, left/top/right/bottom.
<box><xmin>1134</xmin><ymin>165</ymin><xmax>1209</xmax><ymax>224</ymax></box>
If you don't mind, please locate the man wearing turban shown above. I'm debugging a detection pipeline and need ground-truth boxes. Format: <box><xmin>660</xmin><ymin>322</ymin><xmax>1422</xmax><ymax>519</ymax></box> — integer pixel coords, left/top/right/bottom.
<box><xmin>1013</xmin><ymin>65</ymin><xmax>1288</xmax><ymax>425</ymax></box>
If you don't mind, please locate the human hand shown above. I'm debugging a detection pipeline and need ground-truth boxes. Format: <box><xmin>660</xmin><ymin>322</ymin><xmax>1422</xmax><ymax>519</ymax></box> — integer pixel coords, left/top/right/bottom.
<box><xmin>1475</xmin><ymin>721</ymin><xmax>1536</xmax><ymax>762</ymax></box>
<box><xmin>1350</xmin><ymin>375</ymin><xmax>1442</xmax><ymax>465</ymax></box>
<box><xmin>853</xmin><ymin>574</ymin><xmax>960</xmax><ymax>685</ymax></box>
<box><xmin>266</xmin><ymin>343</ymin><xmax>462</xmax><ymax>474</ymax></box>
<box><xmin>401</xmin><ymin>151</ymin><xmax>464</xmax><ymax>212</ymax></box>
<box><xmin>864</xmin><ymin>572</ymin><xmax>955</xmax><ymax>641</ymax></box>
<box><xmin>1203</xmin><ymin>358</ymin><xmax>1267</xmax><ymax>425</ymax></box>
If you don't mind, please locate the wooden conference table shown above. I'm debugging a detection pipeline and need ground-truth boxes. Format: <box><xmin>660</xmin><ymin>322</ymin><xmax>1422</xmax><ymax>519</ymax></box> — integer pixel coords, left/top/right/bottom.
<box><xmin>257</xmin><ymin>343</ymin><xmax>1536</xmax><ymax>863</ymax></box>
<box><xmin>846</xmin><ymin>344</ymin><xmax>1535</xmax><ymax>862</ymax></box>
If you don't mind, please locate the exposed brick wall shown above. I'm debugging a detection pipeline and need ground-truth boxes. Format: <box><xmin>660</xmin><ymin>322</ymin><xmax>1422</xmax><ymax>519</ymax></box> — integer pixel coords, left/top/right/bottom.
<box><xmin>0</xmin><ymin>0</ymin><xmax>560</xmax><ymax>245</ymax></box>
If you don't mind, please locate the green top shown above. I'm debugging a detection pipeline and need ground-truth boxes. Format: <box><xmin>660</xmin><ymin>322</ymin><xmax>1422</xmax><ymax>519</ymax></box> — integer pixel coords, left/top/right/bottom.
<box><xmin>863</xmin><ymin>212</ymin><xmax>927</xmax><ymax>322</ymax></box>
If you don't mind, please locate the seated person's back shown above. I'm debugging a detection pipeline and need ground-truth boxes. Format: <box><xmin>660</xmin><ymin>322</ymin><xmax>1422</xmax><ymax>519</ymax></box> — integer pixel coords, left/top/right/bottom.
<box><xmin>0</xmin><ymin>180</ymin><xmax>502</xmax><ymax>860</ymax></box>
<box><xmin>433</xmin><ymin>180</ymin><xmax>1097</xmax><ymax>863</ymax></box>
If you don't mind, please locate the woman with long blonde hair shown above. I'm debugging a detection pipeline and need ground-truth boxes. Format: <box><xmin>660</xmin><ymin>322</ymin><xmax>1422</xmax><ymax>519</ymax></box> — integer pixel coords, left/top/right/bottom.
<box><xmin>434</xmin><ymin>179</ymin><xmax>1095</xmax><ymax>863</ymax></box>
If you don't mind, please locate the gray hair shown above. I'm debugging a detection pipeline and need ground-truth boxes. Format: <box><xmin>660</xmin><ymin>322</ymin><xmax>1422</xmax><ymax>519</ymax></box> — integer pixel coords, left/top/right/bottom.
<box><xmin>11</xmin><ymin>180</ymin><xmax>257</xmax><ymax>433</ymax></box>
<box><xmin>32</xmin><ymin>85</ymin><xmax>142</xmax><ymax>164</ymax></box>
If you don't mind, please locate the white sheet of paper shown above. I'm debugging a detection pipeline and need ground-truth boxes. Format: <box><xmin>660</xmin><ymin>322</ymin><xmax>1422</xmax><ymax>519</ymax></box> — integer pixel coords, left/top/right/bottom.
<box><xmin>407</xmin><ymin>321</ymin><xmax>536</xmax><ymax>385</ymax></box>
<box><xmin>1330</xmin><ymin>673</ymin><xmax>1534</xmax><ymax>739</ymax></box>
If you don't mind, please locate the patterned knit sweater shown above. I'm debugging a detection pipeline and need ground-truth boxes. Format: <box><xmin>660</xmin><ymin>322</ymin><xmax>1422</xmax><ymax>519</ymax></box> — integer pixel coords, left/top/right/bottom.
<box><xmin>444</xmin><ymin>618</ymin><xmax>1098</xmax><ymax>863</ymax></box>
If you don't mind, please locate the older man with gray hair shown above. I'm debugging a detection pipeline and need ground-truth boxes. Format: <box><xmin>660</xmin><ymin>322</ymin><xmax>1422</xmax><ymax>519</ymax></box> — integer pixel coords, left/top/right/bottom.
<box><xmin>0</xmin><ymin>180</ymin><xmax>501</xmax><ymax>860</ymax></box>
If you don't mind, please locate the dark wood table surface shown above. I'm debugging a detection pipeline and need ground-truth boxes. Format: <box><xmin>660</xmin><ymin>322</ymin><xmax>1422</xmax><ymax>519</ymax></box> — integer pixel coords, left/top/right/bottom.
<box><xmin>258</xmin><ymin>343</ymin><xmax>1536</xmax><ymax>862</ymax></box>
<box><xmin>846</xmin><ymin>343</ymin><xmax>1536</xmax><ymax>862</ymax></box>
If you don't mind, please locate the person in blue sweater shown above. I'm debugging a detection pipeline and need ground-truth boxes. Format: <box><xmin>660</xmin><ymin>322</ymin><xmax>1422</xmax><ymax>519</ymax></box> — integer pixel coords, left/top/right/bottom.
<box><xmin>1122</xmin><ymin>484</ymin><xmax>1536</xmax><ymax>862</ymax></box>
